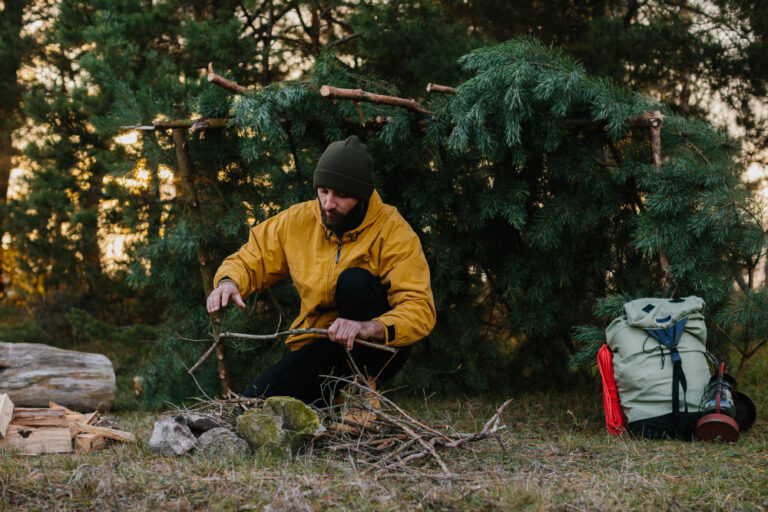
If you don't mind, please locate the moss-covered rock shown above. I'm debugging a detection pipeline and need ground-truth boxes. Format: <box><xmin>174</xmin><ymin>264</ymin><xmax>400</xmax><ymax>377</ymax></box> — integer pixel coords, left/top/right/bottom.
<box><xmin>264</xmin><ymin>396</ymin><xmax>320</xmax><ymax>434</ymax></box>
<box><xmin>235</xmin><ymin>396</ymin><xmax>319</xmax><ymax>457</ymax></box>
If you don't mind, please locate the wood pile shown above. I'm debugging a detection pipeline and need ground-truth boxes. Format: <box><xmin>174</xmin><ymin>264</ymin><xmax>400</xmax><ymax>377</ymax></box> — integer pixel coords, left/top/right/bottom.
<box><xmin>312</xmin><ymin>376</ymin><xmax>512</xmax><ymax>477</ymax></box>
<box><xmin>0</xmin><ymin>393</ymin><xmax>135</xmax><ymax>454</ymax></box>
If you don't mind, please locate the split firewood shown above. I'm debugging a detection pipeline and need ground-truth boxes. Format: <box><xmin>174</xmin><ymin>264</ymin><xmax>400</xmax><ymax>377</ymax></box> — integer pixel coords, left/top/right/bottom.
<box><xmin>0</xmin><ymin>426</ymin><xmax>73</xmax><ymax>454</ymax></box>
<box><xmin>10</xmin><ymin>407</ymin><xmax>68</xmax><ymax>427</ymax></box>
<box><xmin>0</xmin><ymin>400</ymin><xmax>132</xmax><ymax>455</ymax></box>
<box><xmin>75</xmin><ymin>433</ymin><xmax>107</xmax><ymax>453</ymax></box>
<box><xmin>76</xmin><ymin>423</ymin><xmax>135</xmax><ymax>443</ymax></box>
<box><xmin>0</xmin><ymin>393</ymin><xmax>13</xmax><ymax>438</ymax></box>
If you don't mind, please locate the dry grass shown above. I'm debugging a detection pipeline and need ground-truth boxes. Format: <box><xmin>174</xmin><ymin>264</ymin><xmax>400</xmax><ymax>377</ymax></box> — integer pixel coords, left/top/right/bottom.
<box><xmin>1</xmin><ymin>386</ymin><xmax>766</xmax><ymax>511</ymax></box>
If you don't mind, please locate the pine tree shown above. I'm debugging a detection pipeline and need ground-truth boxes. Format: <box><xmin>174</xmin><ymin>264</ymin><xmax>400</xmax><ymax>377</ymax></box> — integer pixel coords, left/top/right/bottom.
<box><xmin>4</xmin><ymin>1</ymin><xmax>766</xmax><ymax>405</ymax></box>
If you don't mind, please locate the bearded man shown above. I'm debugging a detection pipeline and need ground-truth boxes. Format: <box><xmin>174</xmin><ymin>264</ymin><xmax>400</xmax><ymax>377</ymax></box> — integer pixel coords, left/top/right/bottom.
<box><xmin>206</xmin><ymin>135</ymin><xmax>436</xmax><ymax>404</ymax></box>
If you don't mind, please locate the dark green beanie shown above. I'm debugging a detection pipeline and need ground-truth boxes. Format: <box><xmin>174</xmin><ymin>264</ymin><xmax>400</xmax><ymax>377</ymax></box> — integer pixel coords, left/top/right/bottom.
<box><xmin>313</xmin><ymin>135</ymin><xmax>374</xmax><ymax>199</ymax></box>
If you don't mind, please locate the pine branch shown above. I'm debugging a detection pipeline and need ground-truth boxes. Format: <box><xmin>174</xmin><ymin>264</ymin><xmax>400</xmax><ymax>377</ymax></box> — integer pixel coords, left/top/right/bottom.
<box><xmin>320</xmin><ymin>85</ymin><xmax>432</xmax><ymax>115</ymax></box>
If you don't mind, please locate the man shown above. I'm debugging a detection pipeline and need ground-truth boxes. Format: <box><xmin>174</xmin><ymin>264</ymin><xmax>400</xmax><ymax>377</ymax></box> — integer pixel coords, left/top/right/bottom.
<box><xmin>206</xmin><ymin>135</ymin><xmax>436</xmax><ymax>404</ymax></box>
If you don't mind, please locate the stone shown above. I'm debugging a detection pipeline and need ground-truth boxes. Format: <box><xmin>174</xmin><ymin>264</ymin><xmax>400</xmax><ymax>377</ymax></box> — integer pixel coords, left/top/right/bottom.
<box><xmin>235</xmin><ymin>396</ymin><xmax>319</xmax><ymax>457</ymax></box>
<box><xmin>185</xmin><ymin>412</ymin><xmax>225</xmax><ymax>434</ymax></box>
<box><xmin>196</xmin><ymin>427</ymin><xmax>249</xmax><ymax>457</ymax></box>
<box><xmin>236</xmin><ymin>408</ymin><xmax>284</xmax><ymax>455</ymax></box>
<box><xmin>149</xmin><ymin>415</ymin><xmax>197</xmax><ymax>455</ymax></box>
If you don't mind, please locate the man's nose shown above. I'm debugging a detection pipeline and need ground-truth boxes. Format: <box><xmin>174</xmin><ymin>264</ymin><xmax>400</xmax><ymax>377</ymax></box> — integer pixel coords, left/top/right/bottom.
<box><xmin>323</xmin><ymin>194</ymin><xmax>337</xmax><ymax>210</ymax></box>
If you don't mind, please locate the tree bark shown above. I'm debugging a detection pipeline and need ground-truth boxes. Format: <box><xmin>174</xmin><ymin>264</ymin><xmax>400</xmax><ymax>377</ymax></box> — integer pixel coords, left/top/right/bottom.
<box><xmin>0</xmin><ymin>342</ymin><xmax>115</xmax><ymax>410</ymax></box>
<box><xmin>172</xmin><ymin>129</ymin><xmax>231</xmax><ymax>394</ymax></box>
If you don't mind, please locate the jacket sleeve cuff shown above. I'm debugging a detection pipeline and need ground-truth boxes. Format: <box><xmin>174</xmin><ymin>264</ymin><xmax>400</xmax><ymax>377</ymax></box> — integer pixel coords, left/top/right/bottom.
<box><xmin>376</xmin><ymin>318</ymin><xmax>396</xmax><ymax>345</ymax></box>
<box><xmin>216</xmin><ymin>275</ymin><xmax>234</xmax><ymax>286</ymax></box>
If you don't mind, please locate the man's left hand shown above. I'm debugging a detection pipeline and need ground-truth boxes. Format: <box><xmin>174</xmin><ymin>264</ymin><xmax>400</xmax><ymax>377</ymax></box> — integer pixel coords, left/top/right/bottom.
<box><xmin>327</xmin><ymin>318</ymin><xmax>385</xmax><ymax>350</ymax></box>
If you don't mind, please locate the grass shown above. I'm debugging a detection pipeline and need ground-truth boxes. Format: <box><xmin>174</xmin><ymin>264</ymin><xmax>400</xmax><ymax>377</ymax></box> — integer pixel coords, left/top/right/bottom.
<box><xmin>1</xmin><ymin>385</ymin><xmax>766</xmax><ymax>511</ymax></box>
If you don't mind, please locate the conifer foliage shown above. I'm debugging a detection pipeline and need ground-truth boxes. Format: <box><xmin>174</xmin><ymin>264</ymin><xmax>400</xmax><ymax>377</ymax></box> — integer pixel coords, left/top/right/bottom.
<box><xmin>2</xmin><ymin>1</ymin><xmax>766</xmax><ymax>404</ymax></box>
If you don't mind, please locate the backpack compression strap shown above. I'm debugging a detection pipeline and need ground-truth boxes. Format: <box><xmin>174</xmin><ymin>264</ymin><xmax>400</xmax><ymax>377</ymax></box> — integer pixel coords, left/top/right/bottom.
<box><xmin>646</xmin><ymin>318</ymin><xmax>689</xmax><ymax>418</ymax></box>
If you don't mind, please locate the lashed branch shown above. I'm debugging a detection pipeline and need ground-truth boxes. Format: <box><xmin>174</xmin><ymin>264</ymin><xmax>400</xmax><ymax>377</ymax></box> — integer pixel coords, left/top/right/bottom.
<box><xmin>320</xmin><ymin>85</ymin><xmax>432</xmax><ymax>115</ymax></box>
<box><xmin>207</xmin><ymin>63</ymin><xmax>249</xmax><ymax>95</ymax></box>
<box><xmin>426</xmin><ymin>83</ymin><xmax>456</xmax><ymax>95</ymax></box>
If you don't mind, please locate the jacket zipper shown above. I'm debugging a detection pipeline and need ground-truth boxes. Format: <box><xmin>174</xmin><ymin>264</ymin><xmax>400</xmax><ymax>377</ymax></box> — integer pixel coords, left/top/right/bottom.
<box><xmin>335</xmin><ymin>238</ymin><xmax>343</xmax><ymax>264</ymax></box>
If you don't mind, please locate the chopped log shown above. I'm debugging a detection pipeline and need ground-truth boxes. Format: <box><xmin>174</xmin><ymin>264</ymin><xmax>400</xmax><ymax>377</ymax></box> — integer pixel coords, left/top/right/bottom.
<box><xmin>76</xmin><ymin>423</ymin><xmax>136</xmax><ymax>443</ymax></box>
<box><xmin>10</xmin><ymin>408</ymin><xmax>67</xmax><ymax>427</ymax></box>
<box><xmin>0</xmin><ymin>342</ymin><xmax>116</xmax><ymax>410</ymax></box>
<box><xmin>320</xmin><ymin>85</ymin><xmax>432</xmax><ymax>115</ymax></box>
<box><xmin>0</xmin><ymin>393</ymin><xmax>13</xmax><ymax>438</ymax></box>
<box><xmin>0</xmin><ymin>426</ymin><xmax>72</xmax><ymax>454</ymax></box>
<box><xmin>48</xmin><ymin>401</ymin><xmax>82</xmax><ymax>418</ymax></box>
<box><xmin>75</xmin><ymin>433</ymin><xmax>107</xmax><ymax>453</ymax></box>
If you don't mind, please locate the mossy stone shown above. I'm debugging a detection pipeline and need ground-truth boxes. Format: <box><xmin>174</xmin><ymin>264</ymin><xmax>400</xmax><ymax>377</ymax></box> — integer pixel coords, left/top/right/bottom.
<box><xmin>235</xmin><ymin>396</ymin><xmax>320</xmax><ymax>458</ymax></box>
<box><xmin>263</xmin><ymin>396</ymin><xmax>320</xmax><ymax>435</ymax></box>
<box><xmin>235</xmin><ymin>408</ymin><xmax>283</xmax><ymax>451</ymax></box>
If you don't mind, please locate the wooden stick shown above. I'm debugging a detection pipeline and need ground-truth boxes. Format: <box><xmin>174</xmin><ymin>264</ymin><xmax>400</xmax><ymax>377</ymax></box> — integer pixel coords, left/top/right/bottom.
<box><xmin>221</xmin><ymin>329</ymin><xmax>398</xmax><ymax>353</ymax></box>
<box><xmin>120</xmin><ymin>119</ymin><xmax>231</xmax><ymax>131</ymax></box>
<box><xmin>76</xmin><ymin>423</ymin><xmax>135</xmax><ymax>443</ymax></box>
<box><xmin>426</xmin><ymin>83</ymin><xmax>456</xmax><ymax>95</ymax></box>
<box><xmin>189</xmin><ymin>328</ymin><xmax>396</xmax><ymax>378</ymax></box>
<box><xmin>320</xmin><ymin>85</ymin><xmax>432</xmax><ymax>115</ymax></box>
<box><xmin>207</xmin><ymin>63</ymin><xmax>249</xmax><ymax>95</ymax></box>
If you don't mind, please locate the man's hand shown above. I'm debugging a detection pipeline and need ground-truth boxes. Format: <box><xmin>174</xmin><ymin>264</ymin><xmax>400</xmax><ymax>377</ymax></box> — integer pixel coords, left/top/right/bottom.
<box><xmin>327</xmin><ymin>318</ymin><xmax>385</xmax><ymax>350</ymax></box>
<box><xmin>206</xmin><ymin>280</ymin><xmax>246</xmax><ymax>313</ymax></box>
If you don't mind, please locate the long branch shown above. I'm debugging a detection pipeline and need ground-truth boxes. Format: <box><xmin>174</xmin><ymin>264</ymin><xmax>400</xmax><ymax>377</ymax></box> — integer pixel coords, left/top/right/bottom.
<box><xmin>221</xmin><ymin>329</ymin><xmax>397</xmax><ymax>353</ymax></box>
<box><xmin>320</xmin><ymin>85</ymin><xmax>432</xmax><ymax>115</ymax></box>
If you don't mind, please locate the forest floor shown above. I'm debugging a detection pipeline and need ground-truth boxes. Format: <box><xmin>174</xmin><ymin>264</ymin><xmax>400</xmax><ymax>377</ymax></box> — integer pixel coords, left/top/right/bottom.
<box><xmin>1</xmin><ymin>379</ymin><xmax>766</xmax><ymax>512</ymax></box>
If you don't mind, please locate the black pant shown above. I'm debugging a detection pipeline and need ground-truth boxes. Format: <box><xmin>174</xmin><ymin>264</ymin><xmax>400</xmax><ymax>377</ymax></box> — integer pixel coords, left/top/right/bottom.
<box><xmin>243</xmin><ymin>268</ymin><xmax>411</xmax><ymax>405</ymax></box>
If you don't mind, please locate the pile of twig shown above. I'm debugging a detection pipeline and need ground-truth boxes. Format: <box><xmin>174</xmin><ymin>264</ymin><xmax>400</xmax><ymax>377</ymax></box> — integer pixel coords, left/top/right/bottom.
<box><xmin>178</xmin><ymin>374</ymin><xmax>511</xmax><ymax>478</ymax></box>
<box><xmin>311</xmin><ymin>375</ymin><xmax>512</xmax><ymax>477</ymax></box>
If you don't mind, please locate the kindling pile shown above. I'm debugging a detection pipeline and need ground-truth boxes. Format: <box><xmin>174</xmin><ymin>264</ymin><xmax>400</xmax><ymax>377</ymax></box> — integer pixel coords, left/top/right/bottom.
<box><xmin>0</xmin><ymin>393</ymin><xmax>135</xmax><ymax>454</ymax></box>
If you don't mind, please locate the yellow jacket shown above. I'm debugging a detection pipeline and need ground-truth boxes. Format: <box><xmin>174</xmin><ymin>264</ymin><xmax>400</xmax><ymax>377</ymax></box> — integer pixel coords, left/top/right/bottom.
<box><xmin>214</xmin><ymin>190</ymin><xmax>436</xmax><ymax>349</ymax></box>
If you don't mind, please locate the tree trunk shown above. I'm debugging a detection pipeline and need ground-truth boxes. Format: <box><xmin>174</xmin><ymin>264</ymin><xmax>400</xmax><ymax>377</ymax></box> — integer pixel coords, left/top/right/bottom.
<box><xmin>0</xmin><ymin>342</ymin><xmax>116</xmax><ymax>410</ymax></box>
<box><xmin>172</xmin><ymin>129</ymin><xmax>231</xmax><ymax>394</ymax></box>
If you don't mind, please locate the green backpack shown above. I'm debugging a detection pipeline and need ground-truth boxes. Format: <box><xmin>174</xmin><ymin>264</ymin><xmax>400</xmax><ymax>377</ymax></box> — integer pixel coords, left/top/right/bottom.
<box><xmin>605</xmin><ymin>296</ymin><xmax>711</xmax><ymax>439</ymax></box>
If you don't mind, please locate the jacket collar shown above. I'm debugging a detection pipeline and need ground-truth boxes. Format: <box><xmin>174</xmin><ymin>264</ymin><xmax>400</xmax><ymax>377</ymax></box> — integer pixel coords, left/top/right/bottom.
<box><xmin>314</xmin><ymin>189</ymin><xmax>384</xmax><ymax>238</ymax></box>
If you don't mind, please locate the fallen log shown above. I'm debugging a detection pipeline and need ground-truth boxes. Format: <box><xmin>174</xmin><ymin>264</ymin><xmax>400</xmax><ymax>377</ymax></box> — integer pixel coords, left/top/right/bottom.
<box><xmin>0</xmin><ymin>342</ymin><xmax>116</xmax><ymax>410</ymax></box>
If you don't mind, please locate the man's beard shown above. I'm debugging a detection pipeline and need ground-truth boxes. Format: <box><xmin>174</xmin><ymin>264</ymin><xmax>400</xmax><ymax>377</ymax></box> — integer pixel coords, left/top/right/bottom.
<box><xmin>320</xmin><ymin>199</ymin><xmax>366</xmax><ymax>233</ymax></box>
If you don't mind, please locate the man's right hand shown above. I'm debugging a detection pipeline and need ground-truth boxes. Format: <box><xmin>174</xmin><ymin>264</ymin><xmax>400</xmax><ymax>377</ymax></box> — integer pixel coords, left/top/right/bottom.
<box><xmin>206</xmin><ymin>280</ymin><xmax>246</xmax><ymax>313</ymax></box>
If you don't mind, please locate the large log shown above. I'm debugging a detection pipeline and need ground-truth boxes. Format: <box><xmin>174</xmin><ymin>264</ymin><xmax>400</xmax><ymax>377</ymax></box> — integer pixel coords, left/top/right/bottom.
<box><xmin>0</xmin><ymin>342</ymin><xmax>116</xmax><ymax>410</ymax></box>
